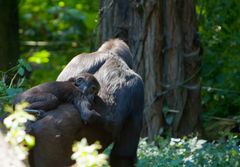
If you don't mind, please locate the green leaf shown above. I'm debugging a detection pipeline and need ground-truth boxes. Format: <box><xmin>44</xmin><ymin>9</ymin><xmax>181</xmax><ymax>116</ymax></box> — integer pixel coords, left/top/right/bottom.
<box><xmin>165</xmin><ymin>114</ymin><xmax>174</xmax><ymax>125</ymax></box>
<box><xmin>18</xmin><ymin>59</ymin><xmax>32</xmax><ymax>71</ymax></box>
<box><xmin>24</xmin><ymin>63</ymin><xmax>32</xmax><ymax>72</ymax></box>
<box><xmin>6</xmin><ymin>88</ymin><xmax>23</xmax><ymax>96</ymax></box>
<box><xmin>28</xmin><ymin>50</ymin><xmax>50</xmax><ymax>64</ymax></box>
<box><xmin>25</xmin><ymin>135</ymin><xmax>35</xmax><ymax>148</ymax></box>
<box><xmin>18</xmin><ymin>59</ymin><xmax>25</xmax><ymax>65</ymax></box>
<box><xmin>17</xmin><ymin>67</ymin><xmax>25</xmax><ymax>76</ymax></box>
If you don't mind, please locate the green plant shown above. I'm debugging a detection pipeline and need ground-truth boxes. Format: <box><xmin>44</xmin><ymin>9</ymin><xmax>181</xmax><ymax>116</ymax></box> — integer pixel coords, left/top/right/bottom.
<box><xmin>3</xmin><ymin>102</ymin><xmax>35</xmax><ymax>160</ymax></box>
<box><xmin>71</xmin><ymin>138</ymin><xmax>109</xmax><ymax>167</ymax></box>
<box><xmin>197</xmin><ymin>1</ymin><xmax>240</xmax><ymax>126</ymax></box>
<box><xmin>19</xmin><ymin>0</ymin><xmax>99</xmax><ymax>85</ymax></box>
<box><xmin>0</xmin><ymin>59</ymin><xmax>31</xmax><ymax>114</ymax></box>
<box><xmin>137</xmin><ymin>136</ymin><xmax>240</xmax><ymax>167</ymax></box>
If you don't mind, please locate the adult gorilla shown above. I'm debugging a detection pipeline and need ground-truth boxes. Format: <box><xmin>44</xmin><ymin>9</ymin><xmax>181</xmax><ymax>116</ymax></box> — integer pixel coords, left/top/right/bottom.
<box><xmin>29</xmin><ymin>39</ymin><xmax>144</xmax><ymax>167</ymax></box>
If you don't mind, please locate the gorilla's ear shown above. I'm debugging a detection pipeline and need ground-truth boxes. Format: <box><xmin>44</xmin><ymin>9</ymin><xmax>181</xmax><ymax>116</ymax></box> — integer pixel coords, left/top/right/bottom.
<box><xmin>68</xmin><ymin>77</ymin><xmax>76</xmax><ymax>82</ymax></box>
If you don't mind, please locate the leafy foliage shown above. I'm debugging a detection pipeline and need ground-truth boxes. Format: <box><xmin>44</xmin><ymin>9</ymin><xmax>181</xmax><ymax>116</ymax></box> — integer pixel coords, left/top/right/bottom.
<box><xmin>19</xmin><ymin>0</ymin><xmax>99</xmax><ymax>85</ymax></box>
<box><xmin>137</xmin><ymin>136</ymin><xmax>240</xmax><ymax>167</ymax></box>
<box><xmin>71</xmin><ymin>138</ymin><xmax>109</xmax><ymax>167</ymax></box>
<box><xmin>0</xmin><ymin>59</ymin><xmax>31</xmax><ymax>114</ymax></box>
<box><xmin>3</xmin><ymin>102</ymin><xmax>36</xmax><ymax>160</ymax></box>
<box><xmin>197</xmin><ymin>0</ymin><xmax>240</xmax><ymax>136</ymax></box>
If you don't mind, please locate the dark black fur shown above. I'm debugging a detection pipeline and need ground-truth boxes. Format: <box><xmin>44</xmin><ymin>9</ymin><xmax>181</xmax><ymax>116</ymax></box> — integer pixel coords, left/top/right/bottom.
<box><xmin>13</xmin><ymin>72</ymin><xmax>101</xmax><ymax>124</ymax></box>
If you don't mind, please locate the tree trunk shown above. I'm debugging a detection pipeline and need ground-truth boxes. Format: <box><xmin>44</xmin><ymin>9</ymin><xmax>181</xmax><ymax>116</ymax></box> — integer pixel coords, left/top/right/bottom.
<box><xmin>99</xmin><ymin>0</ymin><xmax>202</xmax><ymax>138</ymax></box>
<box><xmin>0</xmin><ymin>0</ymin><xmax>19</xmax><ymax>70</ymax></box>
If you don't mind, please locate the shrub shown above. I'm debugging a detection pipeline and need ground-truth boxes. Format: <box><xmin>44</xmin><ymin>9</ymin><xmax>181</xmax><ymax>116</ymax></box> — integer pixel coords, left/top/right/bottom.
<box><xmin>137</xmin><ymin>136</ymin><xmax>240</xmax><ymax>167</ymax></box>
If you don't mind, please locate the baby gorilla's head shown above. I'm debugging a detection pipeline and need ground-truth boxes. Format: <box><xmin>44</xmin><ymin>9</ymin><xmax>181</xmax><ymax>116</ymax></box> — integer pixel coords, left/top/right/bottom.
<box><xmin>74</xmin><ymin>73</ymin><xmax>100</xmax><ymax>101</ymax></box>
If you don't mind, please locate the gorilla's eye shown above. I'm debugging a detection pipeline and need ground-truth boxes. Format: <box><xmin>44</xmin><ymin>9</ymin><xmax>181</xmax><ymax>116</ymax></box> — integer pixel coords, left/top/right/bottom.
<box><xmin>75</xmin><ymin>78</ymin><xmax>83</xmax><ymax>87</ymax></box>
<box><xmin>77</xmin><ymin>78</ymin><xmax>83</xmax><ymax>82</ymax></box>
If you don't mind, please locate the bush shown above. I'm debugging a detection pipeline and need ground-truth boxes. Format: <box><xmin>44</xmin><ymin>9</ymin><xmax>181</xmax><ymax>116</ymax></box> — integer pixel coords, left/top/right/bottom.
<box><xmin>19</xmin><ymin>0</ymin><xmax>99</xmax><ymax>85</ymax></box>
<box><xmin>137</xmin><ymin>136</ymin><xmax>240</xmax><ymax>167</ymax></box>
<box><xmin>198</xmin><ymin>0</ymin><xmax>240</xmax><ymax>124</ymax></box>
<box><xmin>0</xmin><ymin>59</ymin><xmax>31</xmax><ymax>114</ymax></box>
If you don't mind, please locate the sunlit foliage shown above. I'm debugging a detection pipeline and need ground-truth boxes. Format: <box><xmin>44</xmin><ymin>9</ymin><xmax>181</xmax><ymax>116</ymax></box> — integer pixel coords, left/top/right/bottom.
<box><xmin>3</xmin><ymin>103</ymin><xmax>35</xmax><ymax>160</ymax></box>
<box><xmin>71</xmin><ymin>138</ymin><xmax>109</xmax><ymax>167</ymax></box>
<box><xmin>19</xmin><ymin>0</ymin><xmax>99</xmax><ymax>84</ymax></box>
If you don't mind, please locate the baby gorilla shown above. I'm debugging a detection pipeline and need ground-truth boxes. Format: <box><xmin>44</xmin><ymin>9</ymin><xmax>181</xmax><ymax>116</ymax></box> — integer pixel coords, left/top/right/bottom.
<box><xmin>13</xmin><ymin>72</ymin><xmax>101</xmax><ymax>124</ymax></box>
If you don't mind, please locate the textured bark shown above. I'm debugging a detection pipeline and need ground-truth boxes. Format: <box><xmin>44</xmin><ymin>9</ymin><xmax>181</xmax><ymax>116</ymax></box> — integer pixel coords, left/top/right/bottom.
<box><xmin>100</xmin><ymin>0</ymin><xmax>202</xmax><ymax>138</ymax></box>
<box><xmin>0</xmin><ymin>0</ymin><xmax>19</xmax><ymax>70</ymax></box>
<box><xmin>162</xmin><ymin>0</ymin><xmax>202</xmax><ymax>137</ymax></box>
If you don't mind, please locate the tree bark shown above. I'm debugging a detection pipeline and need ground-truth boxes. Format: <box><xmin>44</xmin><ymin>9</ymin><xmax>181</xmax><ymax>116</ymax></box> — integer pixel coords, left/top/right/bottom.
<box><xmin>100</xmin><ymin>0</ymin><xmax>202</xmax><ymax>138</ymax></box>
<box><xmin>0</xmin><ymin>0</ymin><xmax>19</xmax><ymax>70</ymax></box>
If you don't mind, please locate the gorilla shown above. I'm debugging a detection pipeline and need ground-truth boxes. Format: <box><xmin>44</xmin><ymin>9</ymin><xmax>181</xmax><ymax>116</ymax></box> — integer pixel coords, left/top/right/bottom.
<box><xmin>13</xmin><ymin>72</ymin><xmax>101</xmax><ymax>124</ymax></box>
<box><xmin>29</xmin><ymin>39</ymin><xmax>144</xmax><ymax>167</ymax></box>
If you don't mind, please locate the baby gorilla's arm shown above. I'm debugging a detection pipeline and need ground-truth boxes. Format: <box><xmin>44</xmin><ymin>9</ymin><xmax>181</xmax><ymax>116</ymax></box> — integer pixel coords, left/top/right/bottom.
<box><xmin>25</xmin><ymin>93</ymin><xmax>60</xmax><ymax>111</ymax></box>
<box><xmin>13</xmin><ymin>93</ymin><xmax>60</xmax><ymax>111</ymax></box>
<box><xmin>73</xmin><ymin>97</ymin><xmax>103</xmax><ymax>124</ymax></box>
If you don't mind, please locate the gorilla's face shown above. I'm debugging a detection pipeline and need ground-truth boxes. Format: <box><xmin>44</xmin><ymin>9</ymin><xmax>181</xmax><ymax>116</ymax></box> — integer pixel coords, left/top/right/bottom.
<box><xmin>74</xmin><ymin>73</ymin><xmax>100</xmax><ymax>101</ymax></box>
